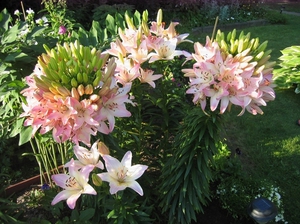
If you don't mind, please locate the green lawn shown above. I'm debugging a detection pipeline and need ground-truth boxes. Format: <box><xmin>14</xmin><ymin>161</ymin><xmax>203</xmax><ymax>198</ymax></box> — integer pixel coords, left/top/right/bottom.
<box><xmin>260</xmin><ymin>2</ymin><xmax>300</xmax><ymax>13</ymax></box>
<box><xmin>218</xmin><ymin>14</ymin><xmax>300</xmax><ymax>223</ymax></box>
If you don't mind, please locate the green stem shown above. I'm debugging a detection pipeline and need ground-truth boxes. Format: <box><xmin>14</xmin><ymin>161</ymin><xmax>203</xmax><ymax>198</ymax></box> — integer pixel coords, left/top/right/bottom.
<box><xmin>30</xmin><ymin>139</ymin><xmax>43</xmax><ymax>185</ymax></box>
<box><xmin>211</xmin><ymin>16</ymin><xmax>219</xmax><ymax>41</ymax></box>
<box><xmin>37</xmin><ymin>139</ymin><xmax>50</xmax><ymax>185</ymax></box>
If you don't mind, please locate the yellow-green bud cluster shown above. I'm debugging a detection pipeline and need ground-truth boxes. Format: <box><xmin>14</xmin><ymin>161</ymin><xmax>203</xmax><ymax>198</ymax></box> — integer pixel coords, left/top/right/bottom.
<box><xmin>215</xmin><ymin>29</ymin><xmax>276</xmax><ymax>76</ymax></box>
<box><xmin>35</xmin><ymin>40</ymin><xmax>110</xmax><ymax>101</ymax></box>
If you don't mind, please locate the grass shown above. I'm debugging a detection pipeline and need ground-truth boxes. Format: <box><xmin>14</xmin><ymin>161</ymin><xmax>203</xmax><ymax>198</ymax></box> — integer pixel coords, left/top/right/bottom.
<box><xmin>260</xmin><ymin>2</ymin><xmax>300</xmax><ymax>13</ymax></box>
<box><xmin>177</xmin><ymin>8</ymin><xmax>300</xmax><ymax>223</ymax></box>
<box><xmin>201</xmin><ymin>14</ymin><xmax>300</xmax><ymax>223</ymax></box>
<box><xmin>223</xmin><ymin>88</ymin><xmax>300</xmax><ymax>223</ymax></box>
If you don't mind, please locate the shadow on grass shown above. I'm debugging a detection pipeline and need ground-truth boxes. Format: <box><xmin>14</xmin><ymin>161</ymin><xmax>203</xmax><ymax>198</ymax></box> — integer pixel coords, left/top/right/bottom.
<box><xmin>223</xmin><ymin>88</ymin><xmax>300</xmax><ymax>223</ymax></box>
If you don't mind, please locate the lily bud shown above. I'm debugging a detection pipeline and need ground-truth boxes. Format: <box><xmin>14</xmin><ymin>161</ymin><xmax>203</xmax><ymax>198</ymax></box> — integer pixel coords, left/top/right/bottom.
<box><xmin>156</xmin><ymin>9</ymin><xmax>163</xmax><ymax>26</ymax></box>
<box><xmin>83</xmin><ymin>72</ymin><xmax>89</xmax><ymax>84</ymax></box>
<box><xmin>125</xmin><ymin>12</ymin><xmax>135</xmax><ymax>29</ymax></box>
<box><xmin>142</xmin><ymin>20</ymin><xmax>150</xmax><ymax>36</ymax></box>
<box><xmin>92</xmin><ymin>173</ymin><xmax>102</xmax><ymax>187</ymax></box>
<box><xmin>41</xmin><ymin>53</ymin><xmax>51</xmax><ymax>64</ymax></box>
<box><xmin>54</xmin><ymin>94</ymin><xmax>64</xmax><ymax>101</ymax></box>
<box><xmin>91</xmin><ymin>47</ymin><xmax>97</xmax><ymax>57</ymax></box>
<box><xmin>85</xmin><ymin>84</ymin><xmax>94</xmax><ymax>95</ymax></box>
<box><xmin>116</xmin><ymin>38</ymin><xmax>127</xmax><ymax>57</ymax></box>
<box><xmin>49</xmin><ymin>86</ymin><xmax>59</xmax><ymax>95</ymax></box>
<box><xmin>71</xmin><ymin>87</ymin><xmax>80</xmax><ymax>100</ymax></box>
<box><xmin>90</xmin><ymin>94</ymin><xmax>100</xmax><ymax>102</ymax></box>
<box><xmin>103</xmin><ymin>58</ymin><xmax>116</xmax><ymax>81</ymax></box>
<box><xmin>57</xmin><ymin>85</ymin><xmax>71</xmax><ymax>97</ymax></box>
<box><xmin>77</xmin><ymin>73</ymin><xmax>83</xmax><ymax>83</ymax></box>
<box><xmin>91</xmin><ymin>103</ymin><xmax>99</xmax><ymax>111</ymax></box>
<box><xmin>98</xmin><ymin>141</ymin><xmax>110</xmax><ymax>156</ymax></box>
<box><xmin>93</xmin><ymin>71</ymin><xmax>102</xmax><ymax>87</ymax></box>
<box><xmin>142</xmin><ymin>10</ymin><xmax>148</xmax><ymax>23</ymax></box>
<box><xmin>77</xmin><ymin>84</ymin><xmax>85</xmax><ymax>96</ymax></box>
<box><xmin>71</xmin><ymin>78</ymin><xmax>78</xmax><ymax>88</ymax></box>
<box><xmin>98</xmin><ymin>86</ymin><xmax>109</xmax><ymax>96</ymax></box>
<box><xmin>137</xmin><ymin>26</ymin><xmax>142</xmax><ymax>46</ymax></box>
<box><xmin>43</xmin><ymin>92</ymin><xmax>55</xmax><ymax>100</ymax></box>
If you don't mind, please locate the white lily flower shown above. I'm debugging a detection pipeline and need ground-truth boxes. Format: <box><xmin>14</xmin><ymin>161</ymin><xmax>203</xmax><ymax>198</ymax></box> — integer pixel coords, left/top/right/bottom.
<box><xmin>98</xmin><ymin>151</ymin><xmax>148</xmax><ymax>196</ymax></box>
<box><xmin>51</xmin><ymin>159</ymin><xmax>96</xmax><ymax>209</ymax></box>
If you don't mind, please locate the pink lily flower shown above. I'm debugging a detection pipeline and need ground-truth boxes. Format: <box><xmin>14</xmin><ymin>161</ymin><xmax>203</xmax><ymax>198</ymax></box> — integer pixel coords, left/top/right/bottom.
<box><xmin>98</xmin><ymin>151</ymin><xmax>148</xmax><ymax>196</ymax></box>
<box><xmin>115</xmin><ymin>58</ymin><xmax>141</xmax><ymax>85</ymax></box>
<box><xmin>51</xmin><ymin>159</ymin><xmax>96</xmax><ymax>209</ymax></box>
<box><xmin>99</xmin><ymin>83</ymin><xmax>132</xmax><ymax>132</ymax></box>
<box><xmin>139</xmin><ymin>68</ymin><xmax>163</xmax><ymax>88</ymax></box>
<box><xmin>127</xmin><ymin>40</ymin><xmax>149</xmax><ymax>64</ymax></box>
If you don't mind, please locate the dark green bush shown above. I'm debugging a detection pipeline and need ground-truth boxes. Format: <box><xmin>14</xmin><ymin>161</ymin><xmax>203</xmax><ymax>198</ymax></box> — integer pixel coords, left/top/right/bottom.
<box><xmin>265</xmin><ymin>10</ymin><xmax>287</xmax><ymax>24</ymax></box>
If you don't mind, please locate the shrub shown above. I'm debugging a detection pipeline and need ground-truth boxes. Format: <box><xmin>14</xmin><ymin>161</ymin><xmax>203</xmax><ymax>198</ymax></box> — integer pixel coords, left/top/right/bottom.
<box><xmin>265</xmin><ymin>10</ymin><xmax>287</xmax><ymax>24</ymax></box>
<box><xmin>92</xmin><ymin>4</ymin><xmax>134</xmax><ymax>25</ymax></box>
<box><xmin>274</xmin><ymin>45</ymin><xmax>300</xmax><ymax>93</ymax></box>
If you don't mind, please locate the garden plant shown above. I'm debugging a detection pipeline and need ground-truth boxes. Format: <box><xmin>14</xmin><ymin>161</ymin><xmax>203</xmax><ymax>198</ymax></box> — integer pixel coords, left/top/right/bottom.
<box><xmin>0</xmin><ymin>0</ymin><xmax>299</xmax><ymax>223</ymax></box>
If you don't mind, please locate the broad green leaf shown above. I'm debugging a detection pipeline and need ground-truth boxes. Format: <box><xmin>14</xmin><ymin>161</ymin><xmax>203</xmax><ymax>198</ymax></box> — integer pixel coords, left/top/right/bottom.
<box><xmin>79</xmin><ymin>208</ymin><xmax>95</xmax><ymax>221</ymax></box>
<box><xmin>9</xmin><ymin>117</ymin><xmax>24</xmax><ymax>137</ymax></box>
<box><xmin>1</xmin><ymin>24</ymin><xmax>18</xmax><ymax>44</ymax></box>
<box><xmin>19</xmin><ymin>126</ymin><xmax>33</xmax><ymax>145</ymax></box>
<box><xmin>77</xmin><ymin>27</ymin><xmax>89</xmax><ymax>46</ymax></box>
<box><xmin>105</xmin><ymin>14</ymin><xmax>116</xmax><ymax>36</ymax></box>
<box><xmin>115</xmin><ymin>13</ymin><xmax>125</xmax><ymax>30</ymax></box>
<box><xmin>27</xmin><ymin>26</ymin><xmax>46</xmax><ymax>39</ymax></box>
<box><xmin>4</xmin><ymin>52</ymin><xmax>30</xmax><ymax>63</ymax></box>
<box><xmin>0</xmin><ymin>8</ymin><xmax>11</xmax><ymax>33</ymax></box>
<box><xmin>70</xmin><ymin>209</ymin><xmax>79</xmax><ymax>221</ymax></box>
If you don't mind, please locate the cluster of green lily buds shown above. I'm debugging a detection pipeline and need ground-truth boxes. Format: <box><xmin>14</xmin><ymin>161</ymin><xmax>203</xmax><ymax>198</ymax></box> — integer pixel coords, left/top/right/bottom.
<box><xmin>215</xmin><ymin>29</ymin><xmax>276</xmax><ymax>76</ymax></box>
<box><xmin>36</xmin><ymin>40</ymin><xmax>111</xmax><ymax>101</ymax></box>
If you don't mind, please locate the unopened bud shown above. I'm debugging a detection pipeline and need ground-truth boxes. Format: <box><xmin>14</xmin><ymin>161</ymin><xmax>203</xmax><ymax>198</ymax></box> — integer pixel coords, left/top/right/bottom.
<box><xmin>43</xmin><ymin>92</ymin><xmax>55</xmax><ymax>100</ymax></box>
<box><xmin>142</xmin><ymin>10</ymin><xmax>148</xmax><ymax>23</ymax></box>
<box><xmin>71</xmin><ymin>87</ymin><xmax>80</xmax><ymax>100</ymax></box>
<box><xmin>98</xmin><ymin>86</ymin><xmax>110</xmax><ymax>96</ymax></box>
<box><xmin>71</xmin><ymin>78</ymin><xmax>78</xmax><ymax>88</ymax></box>
<box><xmin>92</xmin><ymin>173</ymin><xmax>102</xmax><ymax>186</ymax></box>
<box><xmin>56</xmin><ymin>85</ymin><xmax>71</xmax><ymax>97</ymax></box>
<box><xmin>90</xmin><ymin>94</ymin><xmax>100</xmax><ymax>102</ymax></box>
<box><xmin>125</xmin><ymin>12</ymin><xmax>135</xmax><ymax>29</ymax></box>
<box><xmin>85</xmin><ymin>84</ymin><xmax>94</xmax><ymax>95</ymax></box>
<box><xmin>156</xmin><ymin>9</ymin><xmax>163</xmax><ymax>26</ymax></box>
<box><xmin>98</xmin><ymin>141</ymin><xmax>110</xmax><ymax>156</ymax></box>
<box><xmin>77</xmin><ymin>84</ymin><xmax>85</xmax><ymax>96</ymax></box>
<box><xmin>91</xmin><ymin>103</ymin><xmax>99</xmax><ymax>111</ymax></box>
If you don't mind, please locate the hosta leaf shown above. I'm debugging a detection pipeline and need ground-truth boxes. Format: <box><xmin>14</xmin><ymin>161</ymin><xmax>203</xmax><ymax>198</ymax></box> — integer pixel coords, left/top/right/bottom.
<box><xmin>105</xmin><ymin>14</ymin><xmax>116</xmax><ymax>36</ymax></box>
<box><xmin>0</xmin><ymin>8</ymin><xmax>11</xmax><ymax>33</ymax></box>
